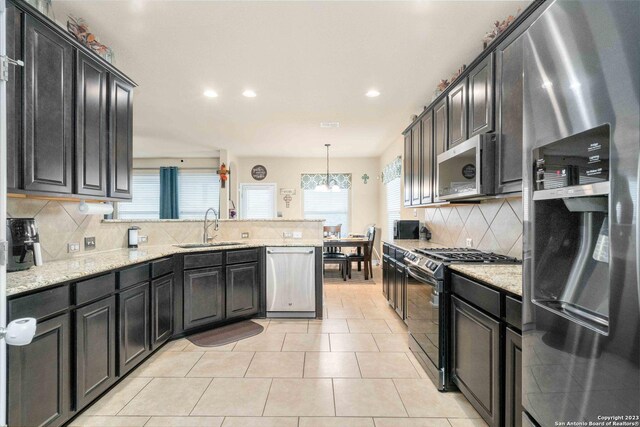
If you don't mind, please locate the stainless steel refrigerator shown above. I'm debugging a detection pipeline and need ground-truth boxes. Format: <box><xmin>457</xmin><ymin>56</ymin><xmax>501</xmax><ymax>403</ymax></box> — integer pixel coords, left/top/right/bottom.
<box><xmin>522</xmin><ymin>0</ymin><xmax>639</xmax><ymax>425</ymax></box>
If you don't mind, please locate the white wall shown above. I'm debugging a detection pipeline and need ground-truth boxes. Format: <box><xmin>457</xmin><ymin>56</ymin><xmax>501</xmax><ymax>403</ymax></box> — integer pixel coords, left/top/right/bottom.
<box><xmin>234</xmin><ymin>156</ymin><xmax>379</xmax><ymax>234</ymax></box>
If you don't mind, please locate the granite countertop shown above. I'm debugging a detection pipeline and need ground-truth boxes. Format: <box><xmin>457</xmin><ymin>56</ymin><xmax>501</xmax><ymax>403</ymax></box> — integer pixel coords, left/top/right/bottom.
<box><xmin>448</xmin><ymin>264</ymin><xmax>523</xmax><ymax>296</ymax></box>
<box><xmin>103</xmin><ymin>219</ymin><xmax>324</xmax><ymax>223</ymax></box>
<box><xmin>7</xmin><ymin>239</ymin><xmax>323</xmax><ymax>297</ymax></box>
<box><xmin>382</xmin><ymin>239</ymin><xmax>447</xmax><ymax>252</ymax></box>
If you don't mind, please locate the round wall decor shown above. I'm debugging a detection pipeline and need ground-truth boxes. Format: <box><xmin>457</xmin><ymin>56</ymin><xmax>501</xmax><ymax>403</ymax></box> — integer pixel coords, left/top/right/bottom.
<box><xmin>251</xmin><ymin>165</ymin><xmax>268</xmax><ymax>181</ymax></box>
<box><xmin>461</xmin><ymin>164</ymin><xmax>476</xmax><ymax>179</ymax></box>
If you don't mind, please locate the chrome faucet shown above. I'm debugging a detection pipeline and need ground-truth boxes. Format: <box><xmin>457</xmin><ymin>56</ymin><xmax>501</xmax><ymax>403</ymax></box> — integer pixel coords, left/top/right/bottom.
<box><xmin>203</xmin><ymin>208</ymin><xmax>219</xmax><ymax>243</ymax></box>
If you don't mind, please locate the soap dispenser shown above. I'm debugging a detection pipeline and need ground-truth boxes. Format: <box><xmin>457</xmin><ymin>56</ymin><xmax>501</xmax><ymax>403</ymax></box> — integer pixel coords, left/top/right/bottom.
<box><xmin>128</xmin><ymin>226</ymin><xmax>141</xmax><ymax>249</ymax></box>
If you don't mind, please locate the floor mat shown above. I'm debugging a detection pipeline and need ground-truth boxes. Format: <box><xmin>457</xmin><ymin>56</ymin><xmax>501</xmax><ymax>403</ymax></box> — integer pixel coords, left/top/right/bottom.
<box><xmin>186</xmin><ymin>320</ymin><xmax>264</xmax><ymax>347</ymax></box>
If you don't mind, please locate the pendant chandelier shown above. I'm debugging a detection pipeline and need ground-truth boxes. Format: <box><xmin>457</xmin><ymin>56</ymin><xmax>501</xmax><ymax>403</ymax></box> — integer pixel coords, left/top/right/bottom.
<box><xmin>316</xmin><ymin>144</ymin><xmax>341</xmax><ymax>192</ymax></box>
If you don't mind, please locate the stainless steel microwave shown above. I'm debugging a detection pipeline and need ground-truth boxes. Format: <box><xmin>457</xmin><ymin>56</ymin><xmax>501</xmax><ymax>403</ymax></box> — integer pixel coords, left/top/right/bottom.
<box><xmin>436</xmin><ymin>134</ymin><xmax>496</xmax><ymax>200</ymax></box>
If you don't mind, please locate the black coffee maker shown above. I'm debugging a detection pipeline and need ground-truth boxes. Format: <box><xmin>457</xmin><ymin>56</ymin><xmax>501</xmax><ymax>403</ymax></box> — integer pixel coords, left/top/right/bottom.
<box><xmin>6</xmin><ymin>218</ymin><xmax>43</xmax><ymax>272</ymax></box>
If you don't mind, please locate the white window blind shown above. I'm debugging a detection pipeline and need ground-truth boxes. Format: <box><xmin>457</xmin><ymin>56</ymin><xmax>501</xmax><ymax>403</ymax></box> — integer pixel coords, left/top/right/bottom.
<box><xmin>118</xmin><ymin>173</ymin><xmax>161</xmax><ymax>219</ymax></box>
<box><xmin>240</xmin><ymin>184</ymin><xmax>276</xmax><ymax>219</ymax></box>
<box><xmin>386</xmin><ymin>177</ymin><xmax>401</xmax><ymax>240</ymax></box>
<box><xmin>303</xmin><ymin>188</ymin><xmax>350</xmax><ymax>236</ymax></box>
<box><xmin>179</xmin><ymin>172</ymin><xmax>220</xmax><ymax>219</ymax></box>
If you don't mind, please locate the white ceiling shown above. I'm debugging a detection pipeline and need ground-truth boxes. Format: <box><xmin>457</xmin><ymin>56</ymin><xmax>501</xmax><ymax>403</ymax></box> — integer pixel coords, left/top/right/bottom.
<box><xmin>53</xmin><ymin>0</ymin><xmax>529</xmax><ymax>158</ymax></box>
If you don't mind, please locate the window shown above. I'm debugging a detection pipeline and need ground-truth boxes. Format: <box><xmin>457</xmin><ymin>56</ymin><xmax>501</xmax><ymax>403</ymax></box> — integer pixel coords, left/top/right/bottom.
<box><xmin>118</xmin><ymin>170</ymin><xmax>220</xmax><ymax>219</ymax></box>
<box><xmin>304</xmin><ymin>188</ymin><xmax>350</xmax><ymax>236</ymax></box>
<box><xmin>179</xmin><ymin>172</ymin><xmax>220</xmax><ymax>219</ymax></box>
<box><xmin>240</xmin><ymin>184</ymin><xmax>277</xmax><ymax>219</ymax></box>
<box><xmin>386</xmin><ymin>177</ymin><xmax>401</xmax><ymax>240</ymax></box>
<box><xmin>117</xmin><ymin>173</ymin><xmax>161</xmax><ymax>219</ymax></box>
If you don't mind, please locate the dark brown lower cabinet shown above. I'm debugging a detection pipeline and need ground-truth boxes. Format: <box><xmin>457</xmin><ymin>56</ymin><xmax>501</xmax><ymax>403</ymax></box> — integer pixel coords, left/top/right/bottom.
<box><xmin>8</xmin><ymin>314</ymin><xmax>71</xmax><ymax>427</ymax></box>
<box><xmin>183</xmin><ymin>267</ymin><xmax>224</xmax><ymax>330</ymax></box>
<box><xmin>451</xmin><ymin>295</ymin><xmax>500</xmax><ymax>426</ymax></box>
<box><xmin>226</xmin><ymin>262</ymin><xmax>259</xmax><ymax>319</ymax></box>
<box><xmin>151</xmin><ymin>274</ymin><xmax>174</xmax><ymax>350</ymax></box>
<box><xmin>387</xmin><ymin>259</ymin><xmax>397</xmax><ymax>308</ymax></box>
<box><xmin>505</xmin><ymin>327</ymin><xmax>523</xmax><ymax>427</ymax></box>
<box><xmin>75</xmin><ymin>296</ymin><xmax>116</xmax><ymax>410</ymax></box>
<box><xmin>382</xmin><ymin>256</ymin><xmax>390</xmax><ymax>299</ymax></box>
<box><xmin>118</xmin><ymin>282</ymin><xmax>150</xmax><ymax>375</ymax></box>
<box><xmin>394</xmin><ymin>261</ymin><xmax>406</xmax><ymax>320</ymax></box>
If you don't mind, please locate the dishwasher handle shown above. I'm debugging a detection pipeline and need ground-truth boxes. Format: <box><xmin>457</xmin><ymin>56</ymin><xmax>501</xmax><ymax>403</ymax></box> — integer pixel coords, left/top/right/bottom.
<box><xmin>267</xmin><ymin>249</ymin><xmax>314</xmax><ymax>255</ymax></box>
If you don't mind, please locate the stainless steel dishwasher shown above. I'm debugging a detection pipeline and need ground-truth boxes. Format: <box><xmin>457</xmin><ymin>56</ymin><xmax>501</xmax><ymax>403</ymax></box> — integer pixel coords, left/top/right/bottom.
<box><xmin>266</xmin><ymin>247</ymin><xmax>316</xmax><ymax>318</ymax></box>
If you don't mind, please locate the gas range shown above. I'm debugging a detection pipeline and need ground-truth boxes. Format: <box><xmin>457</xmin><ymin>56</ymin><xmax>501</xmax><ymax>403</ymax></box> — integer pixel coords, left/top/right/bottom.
<box><xmin>404</xmin><ymin>248</ymin><xmax>520</xmax><ymax>280</ymax></box>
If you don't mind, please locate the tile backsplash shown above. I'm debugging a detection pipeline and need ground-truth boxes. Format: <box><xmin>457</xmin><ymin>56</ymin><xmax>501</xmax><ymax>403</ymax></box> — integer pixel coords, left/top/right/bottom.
<box><xmin>423</xmin><ymin>197</ymin><xmax>523</xmax><ymax>259</ymax></box>
<box><xmin>7</xmin><ymin>198</ymin><xmax>323</xmax><ymax>262</ymax></box>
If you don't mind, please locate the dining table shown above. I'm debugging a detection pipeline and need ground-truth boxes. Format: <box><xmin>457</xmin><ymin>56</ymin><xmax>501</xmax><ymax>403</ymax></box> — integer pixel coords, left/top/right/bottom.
<box><xmin>323</xmin><ymin>237</ymin><xmax>371</xmax><ymax>280</ymax></box>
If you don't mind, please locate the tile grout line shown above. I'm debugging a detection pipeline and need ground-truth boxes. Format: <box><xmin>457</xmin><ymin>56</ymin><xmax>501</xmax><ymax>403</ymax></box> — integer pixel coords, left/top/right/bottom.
<box><xmin>114</xmin><ymin>377</ymin><xmax>155</xmax><ymax>416</ymax></box>
<box><xmin>187</xmin><ymin>377</ymin><xmax>214</xmax><ymax>416</ymax></box>
<box><xmin>183</xmin><ymin>351</ymin><xmax>206</xmax><ymax>378</ymax></box>
<box><xmin>260</xmin><ymin>378</ymin><xmax>274</xmax><ymax>416</ymax></box>
<box><xmin>390</xmin><ymin>378</ymin><xmax>410</xmax><ymax>418</ymax></box>
<box><xmin>243</xmin><ymin>351</ymin><xmax>257</xmax><ymax>378</ymax></box>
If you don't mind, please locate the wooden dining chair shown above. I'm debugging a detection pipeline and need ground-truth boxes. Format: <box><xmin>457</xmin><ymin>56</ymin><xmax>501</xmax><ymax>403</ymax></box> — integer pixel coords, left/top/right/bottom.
<box><xmin>323</xmin><ymin>224</ymin><xmax>342</xmax><ymax>254</ymax></box>
<box><xmin>347</xmin><ymin>225</ymin><xmax>376</xmax><ymax>279</ymax></box>
<box><xmin>323</xmin><ymin>224</ymin><xmax>347</xmax><ymax>280</ymax></box>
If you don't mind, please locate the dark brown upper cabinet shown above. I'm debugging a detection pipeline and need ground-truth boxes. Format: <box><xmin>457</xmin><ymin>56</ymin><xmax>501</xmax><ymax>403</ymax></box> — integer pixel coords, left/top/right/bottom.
<box><xmin>420</xmin><ymin>111</ymin><xmax>434</xmax><ymax>205</ymax></box>
<box><xmin>496</xmin><ymin>33</ymin><xmax>525</xmax><ymax>194</ymax></box>
<box><xmin>433</xmin><ymin>98</ymin><xmax>448</xmax><ymax>199</ymax></box>
<box><xmin>468</xmin><ymin>53</ymin><xmax>495</xmax><ymax>137</ymax></box>
<box><xmin>6</xmin><ymin>2</ymin><xmax>22</xmax><ymax>192</ymax></box>
<box><xmin>76</xmin><ymin>53</ymin><xmax>108</xmax><ymax>197</ymax></box>
<box><xmin>447</xmin><ymin>79</ymin><xmax>468</xmax><ymax>148</ymax></box>
<box><xmin>403</xmin><ymin>132</ymin><xmax>412</xmax><ymax>207</ymax></box>
<box><xmin>23</xmin><ymin>14</ymin><xmax>74</xmax><ymax>194</ymax></box>
<box><xmin>411</xmin><ymin>122</ymin><xmax>421</xmax><ymax>205</ymax></box>
<box><xmin>108</xmin><ymin>75</ymin><xmax>134</xmax><ymax>199</ymax></box>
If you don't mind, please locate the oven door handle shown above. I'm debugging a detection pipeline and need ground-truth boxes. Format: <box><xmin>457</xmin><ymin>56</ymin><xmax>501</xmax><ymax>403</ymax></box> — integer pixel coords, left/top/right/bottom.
<box><xmin>406</xmin><ymin>266</ymin><xmax>442</xmax><ymax>294</ymax></box>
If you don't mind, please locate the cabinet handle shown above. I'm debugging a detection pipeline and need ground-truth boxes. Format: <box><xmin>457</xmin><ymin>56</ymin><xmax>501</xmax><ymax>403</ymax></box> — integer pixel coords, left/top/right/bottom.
<box><xmin>267</xmin><ymin>250</ymin><xmax>314</xmax><ymax>255</ymax></box>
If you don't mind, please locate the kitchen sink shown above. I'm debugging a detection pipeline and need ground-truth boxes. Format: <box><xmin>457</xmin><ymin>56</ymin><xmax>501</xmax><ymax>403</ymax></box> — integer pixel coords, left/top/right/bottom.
<box><xmin>175</xmin><ymin>242</ymin><xmax>243</xmax><ymax>248</ymax></box>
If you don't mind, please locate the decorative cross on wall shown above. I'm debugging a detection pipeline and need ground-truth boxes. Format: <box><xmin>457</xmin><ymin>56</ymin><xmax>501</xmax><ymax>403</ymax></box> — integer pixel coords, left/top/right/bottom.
<box><xmin>361</xmin><ymin>173</ymin><xmax>370</xmax><ymax>184</ymax></box>
<box><xmin>283</xmin><ymin>194</ymin><xmax>292</xmax><ymax>208</ymax></box>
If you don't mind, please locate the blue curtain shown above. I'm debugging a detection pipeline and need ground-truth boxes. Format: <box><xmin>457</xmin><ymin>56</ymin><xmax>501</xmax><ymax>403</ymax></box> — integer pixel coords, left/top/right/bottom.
<box><xmin>159</xmin><ymin>167</ymin><xmax>179</xmax><ymax>219</ymax></box>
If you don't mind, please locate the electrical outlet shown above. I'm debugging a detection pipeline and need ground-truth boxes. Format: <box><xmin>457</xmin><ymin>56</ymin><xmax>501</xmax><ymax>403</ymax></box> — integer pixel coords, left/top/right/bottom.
<box><xmin>84</xmin><ymin>236</ymin><xmax>96</xmax><ymax>250</ymax></box>
<box><xmin>413</xmin><ymin>209</ymin><xmax>418</xmax><ymax>217</ymax></box>
<box><xmin>138</xmin><ymin>235</ymin><xmax>148</xmax><ymax>244</ymax></box>
<box><xmin>292</xmin><ymin>232</ymin><xmax>303</xmax><ymax>239</ymax></box>
<box><xmin>283</xmin><ymin>231</ymin><xmax>293</xmax><ymax>238</ymax></box>
<box><xmin>241</xmin><ymin>232</ymin><xmax>250</xmax><ymax>239</ymax></box>
<box><xmin>466</xmin><ymin>238</ymin><xmax>473</xmax><ymax>248</ymax></box>
<box><xmin>68</xmin><ymin>243</ymin><xmax>80</xmax><ymax>253</ymax></box>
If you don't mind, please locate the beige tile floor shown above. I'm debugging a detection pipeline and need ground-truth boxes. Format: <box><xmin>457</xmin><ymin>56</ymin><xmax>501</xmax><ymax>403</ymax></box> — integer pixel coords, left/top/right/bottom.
<box><xmin>71</xmin><ymin>267</ymin><xmax>486</xmax><ymax>427</ymax></box>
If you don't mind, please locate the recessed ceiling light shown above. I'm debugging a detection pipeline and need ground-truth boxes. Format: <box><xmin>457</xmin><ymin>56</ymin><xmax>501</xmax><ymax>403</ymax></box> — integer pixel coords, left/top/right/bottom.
<box><xmin>243</xmin><ymin>89</ymin><xmax>257</xmax><ymax>98</ymax></box>
<box><xmin>366</xmin><ymin>89</ymin><xmax>380</xmax><ymax>97</ymax></box>
<box><xmin>203</xmin><ymin>89</ymin><xmax>218</xmax><ymax>98</ymax></box>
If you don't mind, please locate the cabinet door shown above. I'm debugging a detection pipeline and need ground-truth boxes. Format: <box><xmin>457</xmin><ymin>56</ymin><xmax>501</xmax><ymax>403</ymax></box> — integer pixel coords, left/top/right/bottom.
<box><xmin>420</xmin><ymin>111</ymin><xmax>433</xmax><ymax>205</ymax></box>
<box><xmin>468</xmin><ymin>54</ymin><xmax>494</xmax><ymax>137</ymax></box>
<box><xmin>433</xmin><ymin>98</ymin><xmax>448</xmax><ymax>199</ymax></box>
<box><xmin>8</xmin><ymin>314</ymin><xmax>71</xmax><ymax>427</ymax></box>
<box><xmin>411</xmin><ymin>123</ymin><xmax>421</xmax><ymax>205</ymax></box>
<box><xmin>496</xmin><ymin>35</ymin><xmax>525</xmax><ymax>194</ymax></box>
<box><xmin>76</xmin><ymin>53</ymin><xmax>108</xmax><ymax>197</ymax></box>
<box><xmin>505</xmin><ymin>327</ymin><xmax>523</xmax><ymax>427</ymax></box>
<box><xmin>108</xmin><ymin>75</ymin><xmax>134</xmax><ymax>199</ymax></box>
<box><xmin>118</xmin><ymin>282</ymin><xmax>150</xmax><ymax>375</ymax></box>
<box><xmin>403</xmin><ymin>133</ymin><xmax>412</xmax><ymax>206</ymax></box>
<box><xmin>388</xmin><ymin>259</ymin><xmax>397</xmax><ymax>309</ymax></box>
<box><xmin>75</xmin><ymin>296</ymin><xmax>116</xmax><ymax>410</ymax></box>
<box><xmin>451</xmin><ymin>296</ymin><xmax>500</xmax><ymax>426</ymax></box>
<box><xmin>23</xmin><ymin>15</ymin><xmax>74</xmax><ymax>194</ymax></box>
<box><xmin>394</xmin><ymin>263</ymin><xmax>406</xmax><ymax>320</ymax></box>
<box><xmin>6</xmin><ymin>2</ymin><xmax>22</xmax><ymax>191</ymax></box>
<box><xmin>382</xmin><ymin>256</ymin><xmax>389</xmax><ymax>299</ymax></box>
<box><xmin>226</xmin><ymin>262</ymin><xmax>259</xmax><ymax>319</ymax></box>
<box><xmin>183</xmin><ymin>267</ymin><xmax>224</xmax><ymax>330</ymax></box>
<box><xmin>151</xmin><ymin>274</ymin><xmax>174</xmax><ymax>350</ymax></box>
<box><xmin>447</xmin><ymin>79</ymin><xmax>468</xmax><ymax>148</ymax></box>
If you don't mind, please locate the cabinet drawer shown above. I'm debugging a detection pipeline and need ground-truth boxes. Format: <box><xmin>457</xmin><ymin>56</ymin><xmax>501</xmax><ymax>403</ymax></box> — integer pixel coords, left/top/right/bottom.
<box><xmin>226</xmin><ymin>248</ymin><xmax>259</xmax><ymax>265</ymax></box>
<box><xmin>505</xmin><ymin>296</ymin><xmax>522</xmax><ymax>330</ymax></box>
<box><xmin>184</xmin><ymin>252</ymin><xmax>223</xmax><ymax>269</ymax></box>
<box><xmin>75</xmin><ymin>273</ymin><xmax>115</xmax><ymax>306</ymax></box>
<box><xmin>394</xmin><ymin>248</ymin><xmax>406</xmax><ymax>262</ymax></box>
<box><xmin>118</xmin><ymin>263</ymin><xmax>150</xmax><ymax>289</ymax></box>
<box><xmin>9</xmin><ymin>285</ymin><xmax>70</xmax><ymax>321</ymax></box>
<box><xmin>388</xmin><ymin>247</ymin><xmax>396</xmax><ymax>259</ymax></box>
<box><xmin>383</xmin><ymin>244</ymin><xmax>390</xmax><ymax>255</ymax></box>
<box><xmin>451</xmin><ymin>273</ymin><xmax>500</xmax><ymax>318</ymax></box>
<box><xmin>151</xmin><ymin>257</ymin><xmax>174</xmax><ymax>278</ymax></box>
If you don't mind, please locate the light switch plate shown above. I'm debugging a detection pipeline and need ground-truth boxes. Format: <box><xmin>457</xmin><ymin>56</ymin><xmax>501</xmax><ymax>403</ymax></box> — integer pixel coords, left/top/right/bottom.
<box><xmin>138</xmin><ymin>235</ymin><xmax>148</xmax><ymax>243</ymax></box>
<box><xmin>68</xmin><ymin>242</ymin><xmax>80</xmax><ymax>253</ymax></box>
<box><xmin>84</xmin><ymin>237</ymin><xmax>96</xmax><ymax>250</ymax></box>
<box><xmin>292</xmin><ymin>232</ymin><xmax>303</xmax><ymax>239</ymax></box>
<box><xmin>241</xmin><ymin>232</ymin><xmax>250</xmax><ymax>239</ymax></box>
<box><xmin>283</xmin><ymin>232</ymin><xmax>293</xmax><ymax>238</ymax></box>
<box><xmin>466</xmin><ymin>238</ymin><xmax>473</xmax><ymax>248</ymax></box>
